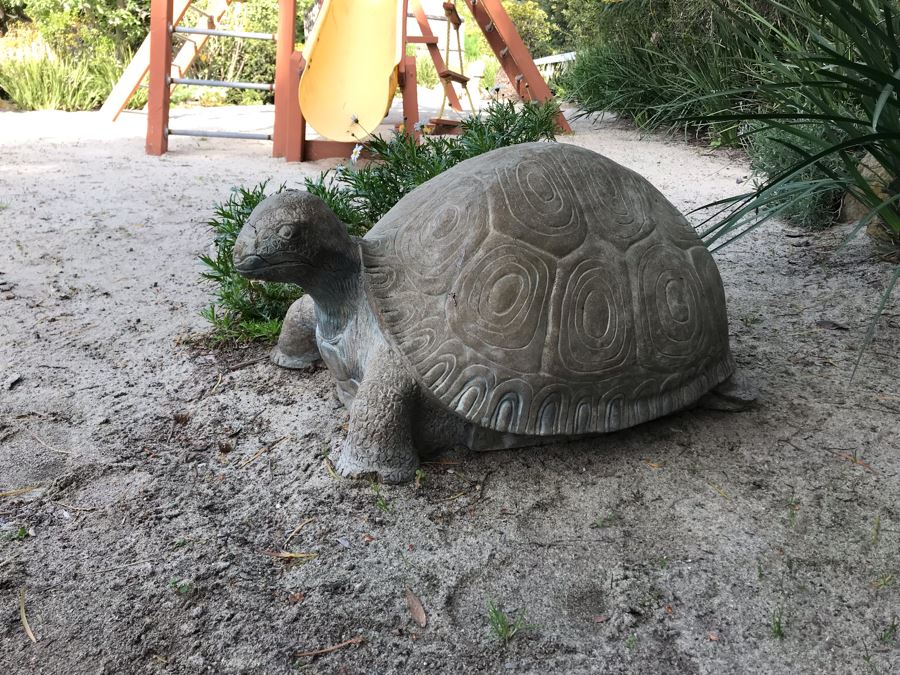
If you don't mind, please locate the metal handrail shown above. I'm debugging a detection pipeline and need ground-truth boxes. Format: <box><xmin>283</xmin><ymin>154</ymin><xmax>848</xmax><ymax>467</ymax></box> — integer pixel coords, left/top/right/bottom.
<box><xmin>168</xmin><ymin>77</ymin><xmax>274</xmax><ymax>91</ymax></box>
<box><xmin>173</xmin><ymin>26</ymin><xmax>275</xmax><ymax>40</ymax></box>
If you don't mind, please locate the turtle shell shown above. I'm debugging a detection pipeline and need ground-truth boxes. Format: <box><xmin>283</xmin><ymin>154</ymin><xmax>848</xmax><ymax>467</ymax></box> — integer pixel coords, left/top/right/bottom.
<box><xmin>361</xmin><ymin>142</ymin><xmax>734</xmax><ymax>436</ymax></box>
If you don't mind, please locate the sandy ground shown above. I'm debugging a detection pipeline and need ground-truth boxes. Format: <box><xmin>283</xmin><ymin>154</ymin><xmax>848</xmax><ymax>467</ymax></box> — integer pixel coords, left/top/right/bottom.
<box><xmin>1</xmin><ymin>104</ymin><xmax>899</xmax><ymax>675</ymax></box>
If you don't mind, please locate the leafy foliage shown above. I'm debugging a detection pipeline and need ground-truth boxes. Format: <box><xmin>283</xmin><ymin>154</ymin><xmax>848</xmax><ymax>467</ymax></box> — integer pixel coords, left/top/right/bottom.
<box><xmin>0</xmin><ymin>0</ymin><xmax>28</xmax><ymax>35</ymax></box>
<box><xmin>195</xmin><ymin>0</ymin><xmax>314</xmax><ymax>105</ymax></box>
<box><xmin>695</xmin><ymin>0</ymin><xmax>900</xmax><ymax>247</ymax></box>
<box><xmin>25</xmin><ymin>0</ymin><xmax>149</xmax><ymax>60</ymax></box>
<box><xmin>305</xmin><ymin>99</ymin><xmax>560</xmax><ymax>232</ymax></box>
<box><xmin>199</xmin><ymin>183</ymin><xmax>303</xmax><ymax>345</ymax></box>
<box><xmin>0</xmin><ymin>52</ymin><xmax>120</xmax><ymax>110</ymax></box>
<box><xmin>502</xmin><ymin>0</ymin><xmax>553</xmax><ymax>57</ymax></box>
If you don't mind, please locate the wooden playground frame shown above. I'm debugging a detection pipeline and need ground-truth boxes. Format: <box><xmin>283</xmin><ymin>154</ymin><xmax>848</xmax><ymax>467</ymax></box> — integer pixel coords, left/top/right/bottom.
<box><xmin>104</xmin><ymin>0</ymin><xmax>569</xmax><ymax>161</ymax></box>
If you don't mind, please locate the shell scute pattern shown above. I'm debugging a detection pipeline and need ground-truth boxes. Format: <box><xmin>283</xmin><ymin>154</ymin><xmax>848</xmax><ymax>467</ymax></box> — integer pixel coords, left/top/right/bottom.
<box><xmin>362</xmin><ymin>143</ymin><xmax>734</xmax><ymax>436</ymax></box>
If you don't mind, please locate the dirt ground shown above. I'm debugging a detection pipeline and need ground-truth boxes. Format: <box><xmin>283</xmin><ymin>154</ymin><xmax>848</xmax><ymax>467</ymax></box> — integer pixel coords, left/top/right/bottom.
<box><xmin>1</xmin><ymin>106</ymin><xmax>898</xmax><ymax>675</ymax></box>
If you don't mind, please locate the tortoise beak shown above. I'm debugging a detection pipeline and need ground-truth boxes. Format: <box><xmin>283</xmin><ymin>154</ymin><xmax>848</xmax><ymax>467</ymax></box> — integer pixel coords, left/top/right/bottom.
<box><xmin>234</xmin><ymin>254</ymin><xmax>266</xmax><ymax>275</ymax></box>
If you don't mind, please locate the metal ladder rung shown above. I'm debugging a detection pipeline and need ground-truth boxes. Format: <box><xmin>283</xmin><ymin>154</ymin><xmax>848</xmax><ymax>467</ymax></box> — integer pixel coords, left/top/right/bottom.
<box><xmin>168</xmin><ymin>129</ymin><xmax>272</xmax><ymax>140</ymax></box>
<box><xmin>173</xmin><ymin>26</ymin><xmax>275</xmax><ymax>40</ymax></box>
<box><xmin>169</xmin><ymin>77</ymin><xmax>274</xmax><ymax>91</ymax></box>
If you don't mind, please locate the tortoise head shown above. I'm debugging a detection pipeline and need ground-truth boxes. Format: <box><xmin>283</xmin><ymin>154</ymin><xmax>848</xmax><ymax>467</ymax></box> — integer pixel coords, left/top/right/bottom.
<box><xmin>233</xmin><ymin>190</ymin><xmax>358</xmax><ymax>287</ymax></box>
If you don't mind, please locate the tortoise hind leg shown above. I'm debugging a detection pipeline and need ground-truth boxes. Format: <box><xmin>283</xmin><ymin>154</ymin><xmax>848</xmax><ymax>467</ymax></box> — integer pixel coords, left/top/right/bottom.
<box><xmin>697</xmin><ymin>371</ymin><xmax>757</xmax><ymax>412</ymax></box>
<box><xmin>272</xmin><ymin>295</ymin><xmax>320</xmax><ymax>369</ymax></box>
<box><xmin>334</xmin><ymin>348</ymin><xmax>420</xmax><ymax>484</ymax></box>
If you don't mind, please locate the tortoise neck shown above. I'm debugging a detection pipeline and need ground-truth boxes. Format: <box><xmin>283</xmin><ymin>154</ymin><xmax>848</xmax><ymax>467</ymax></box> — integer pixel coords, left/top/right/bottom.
<box><xmin>304</xmin><ymin>243</ymin><xmax>363</xmax><ymax>339</ymax></box>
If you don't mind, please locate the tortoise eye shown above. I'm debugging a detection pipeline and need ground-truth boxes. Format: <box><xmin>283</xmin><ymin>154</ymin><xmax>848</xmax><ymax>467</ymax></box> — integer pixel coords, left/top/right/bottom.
<box><xmin>277</xmin><ymin>224</ymin><xmax>294</xmax><ymax>239</ymax></box>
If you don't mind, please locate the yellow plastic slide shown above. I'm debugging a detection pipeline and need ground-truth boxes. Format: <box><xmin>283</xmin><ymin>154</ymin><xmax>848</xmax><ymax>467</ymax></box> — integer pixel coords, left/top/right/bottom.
<box><xmin>300</xmin><ymin>0</ymin><xmax>403</xmax><ymax>142</ymax></box>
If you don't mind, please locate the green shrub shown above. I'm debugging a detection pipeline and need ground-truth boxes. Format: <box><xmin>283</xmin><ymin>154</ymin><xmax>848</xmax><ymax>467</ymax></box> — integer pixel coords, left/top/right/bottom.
<box><xmin>696</xmin><ymin>0</ymin><xmax>900</xmax><ymax>245</ymax></box>
<box><xmin>0</xmin><ymin>52</ymin><xmax>119</xmax><ymax>110</ymax></box>
<box><xmin>560</xmin><ymin>0</ymin><xmax>802</xmax><ymax>143</ymax></box>
<box><xmin>502</xmin><ymin>0</ymin><xmax>552</xmax><ymax>57</ymax></box>
<box><xmin>745</xmin><ymin>123</ymin><xmax>849</xmax><ymax>228</ymax></box>
<box><xmin>199</xmin><ymin>183</ymin><xmax>303</xmax><ymax>344</ymax></box>
<box><xmin>196</xmin><ymin>0</ymin><xmax>313</xmax><ymax>105</ymax></box>
<box><xmin>25</xmin><ymin>0</ymin><xmax>149</xmax><ymax>60</ymax></box>
<box><xmin>0</xmin><ymin>1</ymin><xmax>28</xmax><ymax>36</ymax></box>
<box><xmin>201</xmin><ymin>100</ymin><xmax>560</xmax><ymax>343</ymax></box>
<box><xmin>306</xmin><ymin>99</ymin><xmax>560</xmax><ymax>231</ymax></box>
<box><xmin>688</xmin><ymin>0</ymin><xmax>900</xmax><ymax>372</ymax></box>
<box><xmin>416</xmin><ymin>53</ymin><xmax>439</xmax><ymax>89</ymax></box>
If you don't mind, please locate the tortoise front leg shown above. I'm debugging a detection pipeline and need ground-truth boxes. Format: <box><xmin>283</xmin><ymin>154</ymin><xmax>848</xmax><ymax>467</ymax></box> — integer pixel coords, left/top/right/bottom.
<box><xmin>271</xmin><ymin>295</ymin><xmax>320</xmax><ymax>369</ymax></box>
<box><xmin>334</xmin><ymin>348</ymin><xmax>420</xmax><ymax>484</ymax></box>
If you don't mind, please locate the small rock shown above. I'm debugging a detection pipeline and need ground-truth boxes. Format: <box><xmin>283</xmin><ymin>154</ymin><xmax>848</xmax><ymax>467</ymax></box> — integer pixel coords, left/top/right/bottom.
<box><xmin>4</xmin><ymin>374</ymin><xmax>22</xmax><ymax>390</ymax></box>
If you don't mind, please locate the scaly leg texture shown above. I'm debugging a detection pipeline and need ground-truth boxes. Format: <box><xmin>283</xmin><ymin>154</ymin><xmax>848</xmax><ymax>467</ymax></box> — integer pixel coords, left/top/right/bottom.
<box><xmin>271</xmin><ymin>295</ymin><xmax>320</xmax><ymax>369</ymax></box>
<box><xmin>334</xmin><ymin>348</ymin><xmax>420</xmax><ymax>484</ymax></box>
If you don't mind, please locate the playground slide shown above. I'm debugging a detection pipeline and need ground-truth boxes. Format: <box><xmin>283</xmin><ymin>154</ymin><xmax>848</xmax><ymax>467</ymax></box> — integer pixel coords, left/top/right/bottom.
<box><xmin>300</xmin><ymin>0</ymin><xmax>404</xmax><ymax>142</ymax></box>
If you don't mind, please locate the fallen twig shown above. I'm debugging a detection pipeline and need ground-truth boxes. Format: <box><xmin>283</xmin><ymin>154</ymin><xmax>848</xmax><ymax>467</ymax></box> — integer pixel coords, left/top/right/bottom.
<box><xmin>0</xmin><ymin>485</ymin><xmax>41</xmax><ymax>499</ymax></box>
<box><xmin>228</xmin><ymin>356</ymin><xmax>268</xmax><ymax>372</ymax></box>
<box><xmin>19</xmin><ymin>588</ymin><xmax>37</xmax><ymax>643</ymax></box>
<box><xmin>18</xmin><ymin>426</ymin><xmax>71</xmax><ymax>455</ymax></box>
<box><xmin>294</xmin><ymin>635</ymin><xmax>365</xmax><ymax>658</ymax></box>
<box><xmin>283</xmin><ymin>518</ymin><xmax>316</xmax><ymax>549</ymax></box>
<box><xmin>238</xmin><ymin>436</ymin><xmax>287</xmax><ymax>469</ymax></box>
<box><xmin>54</xmin><ymin>501</ymin><xmax>98</xmax><ymax>512</ymax></box>
<box><xmin>262</xmin><ymin>550</ymin><xmax>318</xmax><ymax>561</ymax></box>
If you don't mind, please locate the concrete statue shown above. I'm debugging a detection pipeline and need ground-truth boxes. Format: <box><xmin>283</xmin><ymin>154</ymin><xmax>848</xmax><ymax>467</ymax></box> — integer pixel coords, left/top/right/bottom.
<box><xmin>233</xmin><ymin>143</ymin><xmax>752</xmax><ymax>483</ymax></box>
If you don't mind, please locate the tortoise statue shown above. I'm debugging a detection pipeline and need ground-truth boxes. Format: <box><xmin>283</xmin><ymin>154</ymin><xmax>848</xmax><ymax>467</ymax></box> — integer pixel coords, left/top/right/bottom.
<box><xmin>233</xmin><ymin>143</ymin><xmax>753</xmax><ymax>483</ymax></box>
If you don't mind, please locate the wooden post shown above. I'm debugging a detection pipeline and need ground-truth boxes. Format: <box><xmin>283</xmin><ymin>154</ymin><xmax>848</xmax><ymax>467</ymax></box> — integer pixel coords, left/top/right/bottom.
<box><xmin>402</xmin><ymin>55</ymin><xmax>419</xmax><ymax>137</ymax></box>
<box><xmin>273</xmin><ymin>0</ymin><xmax>297</xmax><ymax>157</ymax></box>
<box><xmin>285</xmin><ymin>53</ymin><xmax>306</xmax><ymax>162</ymax></box>
<box><xmin>146</xmin><ymin>0</ymin><xmax>173</xmax><ymax>155</ymax></box>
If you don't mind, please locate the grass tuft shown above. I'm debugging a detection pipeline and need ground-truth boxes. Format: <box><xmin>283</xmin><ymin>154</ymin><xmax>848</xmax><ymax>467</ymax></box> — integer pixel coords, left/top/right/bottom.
<box><xmin>487</xmin><ymin>599</ymin><xmax>534</xmax><ymax>644</ymax></box>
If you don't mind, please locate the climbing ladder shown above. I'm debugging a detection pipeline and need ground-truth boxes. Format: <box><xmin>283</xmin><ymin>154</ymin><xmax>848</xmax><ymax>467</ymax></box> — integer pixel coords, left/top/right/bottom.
<box><xmin>143</xmin><ymin>0</ymin><xmax>299</xmax><ymax>155</ymax></box>
<box><xmin>407</xmin><ymin>0</ymin><xmax>569</xmax><ymax>134</ymax></box>
<box><xmin>429</xmin><ymin>1</ymin><xmax>476</xmax><ymax>133</ymax></box>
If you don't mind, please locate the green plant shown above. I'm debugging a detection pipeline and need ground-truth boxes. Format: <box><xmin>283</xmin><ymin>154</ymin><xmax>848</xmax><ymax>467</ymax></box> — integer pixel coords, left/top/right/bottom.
<box><xmin>786</xmin><ymin>496</ymin><xmax>800</xmax><ymax>527</ymax></box>
<box><xmin>502</xmin><ymin>0</ymin><xmax>553</xmax><ymax>58</ymax></box>
<box><xmin>370</xmin><ymin>479</ymin><xmax>391</xmax><ymax>513</ymax></box>
<box><xmin>880</xmin><ymin>616</ymin><xmax>898</xmax><ymax>643</ymax></box>
<box><xmin>0</xmin><ymin>0</ymin><xmax>28</xmax><ymax>35</ymax></box>
<box><xmin>169</xmin><ymin>578</ymin><xmax>194</xmax><ymax>595</ymax></box>
<box><xmin>745</xmin><ymin>123</ymin><xmax>848</xmax><ymax>227</ymax></box>
<box><xmin>195</xmin><ymin>0</ymin><xmax>313</xmax><ymax>104</ymax></box>
<box><xmin>0</xmin><ymin>52</ymin><xmax>120</xmax><ymax>110</ymax></box>
<box><xmin>560</xmin><ymin>0</ymin><xmax>788</xmax><ymax>142</ymax></box>
<box><xmin>481</xmin><ymin>59</ymin><xmax>500</xmax><ymax>92</ymax></box>
<box><xmin>624</xmin><ymin>633</ymin><xmax>637</xmax><ymax>650</ymax></box>
<box><xmin>689</xmin><ymin>0</ymin><xmax>900</xmax><ymax>371</ymax></box>
<box><xmin>487</xmin><ymin>599</ymin><xmax>534</xmax><ymax>644</ymax></box>
<box><xmin>199</xmin><ymin>182</ymin><xmax>303</xmax><ymax>344</ymax></box>
<box><xmin>590</xmin><ymin>512</ymin><xmax>621</xmax><ymax>529</ymax></box>
<box><xmin>771</xmin><ymin>607</ymin><xmax>785</xmax><ymax>639</ymax></box>
<box><xmin>25</xmin><ymin>0</ymin><xmax>149</xmax><ymax>60</ymax></box>
<box><xmin>1</xmin><ymin>525</ymin><xmax>30</xmax><ymax>541</ymax></box>
<box><xmin>416</xmin><ymin>53</ymin><xmax>439</xmax><ymax>89</ymax></box>
<box><xmin>306</xmin><ymin>99</ymin><xmax>559</xmax><ymax>233</ymax></box>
